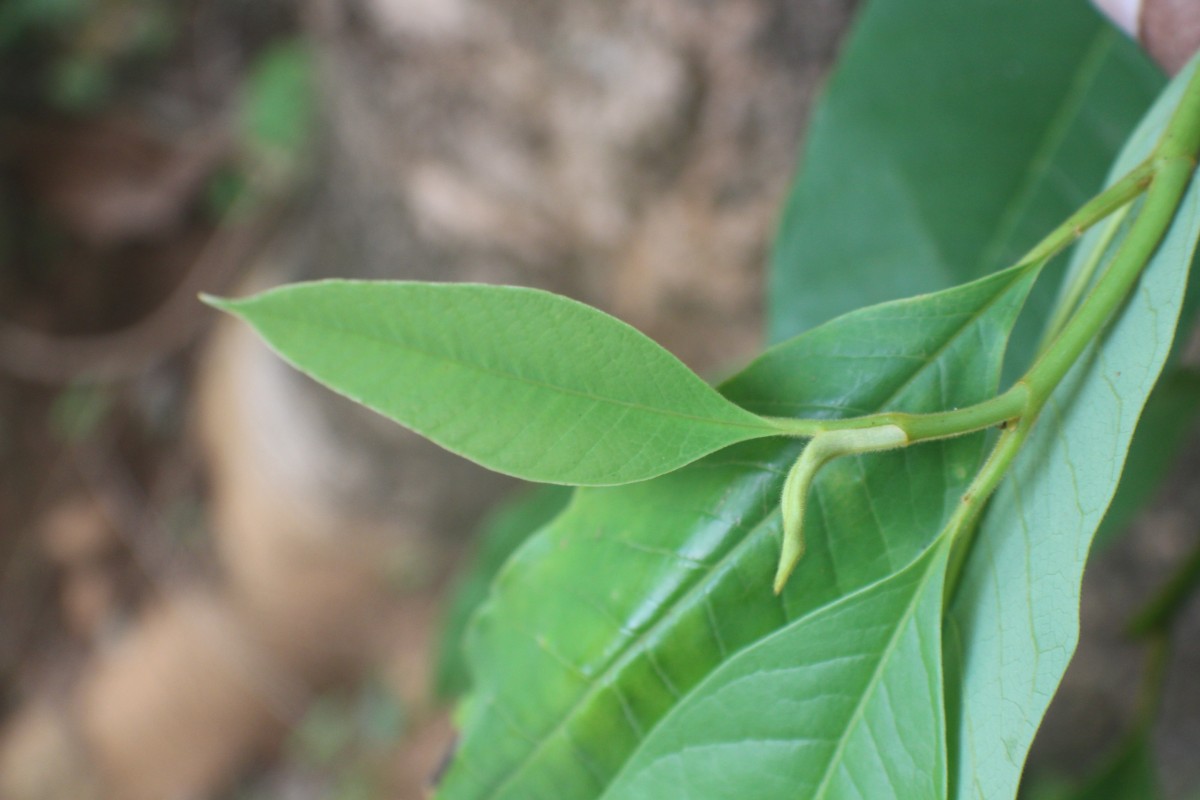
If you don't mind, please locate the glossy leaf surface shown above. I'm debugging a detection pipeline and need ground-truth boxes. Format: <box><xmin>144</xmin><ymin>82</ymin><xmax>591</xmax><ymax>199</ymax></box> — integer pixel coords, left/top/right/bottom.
<box><xmin>208</xmin><ymin>282</ymin><xmax>778</xmax><ymax>486</ymax></box>
<box><xmin>768</xmin><ymin>0</ymin><xmax>1160</xmax><ymax>367</ymax></box>
<box><xmin>437</xmin><ymin>266</ymin><xmax>1035</xmax><ymax>798</ymax></box>
<box><xmin>945</xmin><ymin>58</ymin><xmax>1200</xmax><ymax>799</ymax></box>
<box><xmin>602</xmin><ymin>538</ymin><xmax>951</xmax><ymax>800</ymax></box>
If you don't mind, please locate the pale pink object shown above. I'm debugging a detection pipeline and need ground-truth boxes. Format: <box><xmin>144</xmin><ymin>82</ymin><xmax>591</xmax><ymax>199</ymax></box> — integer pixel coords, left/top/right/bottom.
<box><xmin>1092</xmin><ymin>0</ymin><xmax>1141</xmax><ymax>36</ymax></box>
<box><xmin>1093</xmin><ymin>0</ymin><xmax>1200</xmax><ymax>75</ymax></box>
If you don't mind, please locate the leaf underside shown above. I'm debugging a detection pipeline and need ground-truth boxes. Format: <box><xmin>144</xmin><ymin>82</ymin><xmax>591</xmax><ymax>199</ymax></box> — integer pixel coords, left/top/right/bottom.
<box><xmin>439</xmin><ymin>6</ymin><xmax>1194</xmax><ymax>799</ymax></box>
<box><xmin>767</xmin><ymin>0</ymin><xmax>1161</xmax><ymax>373</ymax></box>
<box><xmin>945</xmin><ymin>56</ymin><xmax>1200</xmax><ymax>799</ymax></box>
<box><xmin>211</xmin><ymin>282</ymin><xmax>776</xmax><ymax>486</ymax></box>
<box><xmin>213</xmin><ymin>1</ymin><xmax>1193</xmax><ymax>797</ymax></box>
<box><xmin>437</xmin><ymin>267</ymin><xmax>1035</xmax><ymax>799</ymax></box>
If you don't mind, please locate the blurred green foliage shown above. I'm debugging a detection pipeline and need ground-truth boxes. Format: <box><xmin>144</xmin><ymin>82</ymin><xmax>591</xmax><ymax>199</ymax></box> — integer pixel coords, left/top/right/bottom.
<box><xmin>237</xmin><ymin>39</ymin><xmax>315</xmax><ymax>174</ymax></box>
<box><xmin>0</xmin><ymin>0</ymin><xmax>177</xmax><ymax>113</ymax></box>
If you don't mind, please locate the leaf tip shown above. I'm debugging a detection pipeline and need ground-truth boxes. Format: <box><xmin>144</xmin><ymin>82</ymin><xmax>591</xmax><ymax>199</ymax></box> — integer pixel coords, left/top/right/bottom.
<box><xmin>200</xmin><ymin>293</ymin><xmax>240</xmax><ymax>314</ymax></box>
<box><xmin>775</xmin><ymin>448</ymin><xmax>813</xmax><ymax>594</ymax></box>
<box><xmin>773</xmin><ymin>529</ymin><xmax>805</xmax><ymax>595</ymax></box>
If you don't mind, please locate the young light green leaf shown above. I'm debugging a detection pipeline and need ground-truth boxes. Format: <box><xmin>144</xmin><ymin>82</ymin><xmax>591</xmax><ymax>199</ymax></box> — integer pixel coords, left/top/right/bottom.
<box><xmin>436</xmin><ymin>266</ymin><xmax>1034</xmax><ymax>799</ymax></box>
<box><xmin>206</xmin><ymin>282</ymin><xmax>780</xmax><ymax>486</ymax></box>
<box><xmin>946</xmin><ymin>56</ymin><xmax>1200</xmax><ymax>799</ymax></box>
<box><xmin>768</xmin><ymin>0</ymin><xmax>1160</xmax><ymax>370</ymax></box>
<box><xmin>601</xmin><ymin>537</ymin><xmax>952</xmax><ymax>800</ymax></box>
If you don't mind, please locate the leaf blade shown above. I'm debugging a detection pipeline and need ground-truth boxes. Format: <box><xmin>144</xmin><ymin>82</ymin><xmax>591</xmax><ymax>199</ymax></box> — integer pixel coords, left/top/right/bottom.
<box><xmin>601</xmin><ymin>538</ymin><xmax>952</xmax><ymax>800</ymax></box>
<box><xmin>209</xmin><ymin>281</ymin><xmax>778</xmax><ymax>486</ymax></box>
<box><xmin>767</xmin><ymin>0</ymin><xmax>1161</xmax><ymax>368</ymax></box>
<box><xmin>437</xmin><ymin>266</ymin><xmax>1035</xmax><ymax>799</ymax></box>
<box><xmin>1094</xmin><ymin>368</ymin><xmax>1200</xmax><ymax>547</ymax></box>
<box><xmin>945</xmin><ymin>56</ymin><xmax>1200</xmax><ymax>799</ymax></box>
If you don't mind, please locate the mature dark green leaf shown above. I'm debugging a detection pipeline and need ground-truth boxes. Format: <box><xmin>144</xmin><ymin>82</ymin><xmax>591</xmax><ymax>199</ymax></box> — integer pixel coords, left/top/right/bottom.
<box><xmin>945</xmin><ymin>58</ymin><xmax>1200</xmax><ymax>799</ymax></box>
<box><xmin>435</xmin><ymin>485</ymin><xmax>572</xmax><ymax>699</ymax></box>
<box><xmin>768</xmin><ymin>0</ymin><xmax>1160</xmax><ymax>369</ymax></box>
<box><xmin>436</xmin><ymin>266</ymin><xmax>1034</xmax><ymax>799</ymax></box>
<box><xmin>207</xmin><ymin>282</ymin><xmax>779</xmax><ymax>486</ymax></box>
<box><xmin>602</xmin><ymin>538</ymin><xmax>951</xmax><ymax>800</ymax></box>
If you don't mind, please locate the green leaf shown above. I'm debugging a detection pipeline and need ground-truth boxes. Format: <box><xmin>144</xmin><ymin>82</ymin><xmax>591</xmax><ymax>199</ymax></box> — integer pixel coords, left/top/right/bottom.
<box><xmin>945</xmin><ymin>57</ymin><xmax>1200</xmax><ymax>799</ymax></box>
<box><xmin>435</xmin><ymin>485</ymin><xmax>573</xmax><ymax>699</ymax></box>
<box><xmin>768</xmin><ymin>0</ymin><xmax>1160</xmax><ymax>364</ymax></box>
<box><xmin>601</xmin><ymin>537</ymin><xmax>952</xmax><ymax>800</ymax></box>
<box><xmin>436</xmin><ymin>266</ymin><xmax>1034</xmax><ymax>799</ymax></box>
<box><xmin>206</xmin><ymin>282</ymin><xmax>779</xmax><ymax>486</ymax></box>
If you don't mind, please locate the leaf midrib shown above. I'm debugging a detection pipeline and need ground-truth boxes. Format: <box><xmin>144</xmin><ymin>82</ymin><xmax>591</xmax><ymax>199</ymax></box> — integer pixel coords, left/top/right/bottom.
<box><xmin>243</xmin><ymin>305</ymin><xmax>777</xmax><ymax>437</ymax></box>
<box><xmin>810</xmin><ymin>543</ymin><xmax>945</xmax><ymax>799</ymax></box>
<box><xmin>869</xmin><ymin>268</ymin><xmax>1032</xmax><ymax>408</ymax></box>
<box><xmin>472</xmin><ymin>273</ymin><xmax>1029</xmax><ymax>797</ymax></box>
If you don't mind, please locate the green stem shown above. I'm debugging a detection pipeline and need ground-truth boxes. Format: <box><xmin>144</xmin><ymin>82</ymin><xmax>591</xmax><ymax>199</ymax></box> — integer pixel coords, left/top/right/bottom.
<box><xmin>768</xmin><ymin>68</ymin><xmax>1200</xmax><ymax>445</ymax></box>
<box><xmin>1026</xmin><ymin>173</ymin><xmax>1196</xmax><ymax>400</ymax></box>
<box><xmin>768</xmin><ymin>65</ymin><xmax>1200</xmax><ymax>592</ymax></box>
<box><xmin>1037</xmin><ymin>204</ymin><xmax>1132</xmax><ymax>355</ymax></box>
<box><xmin>943</xmin><ymin>413</ymin><xmax>1037</xmax><ymax>594</ymax></box>
<box><xmin>943</xmin><ymin>65</ymin><xmax>1200</xmax><ymax>592</ymax></box>
<box><xmin>1026</xmin><ymin>66</ymin><xmax>1200</xmax><ymax>399</ymax></box>
<box><xmin>762</xmin><ymin>162</ymin><xmax>1146</xmax><ymax>443</ymax></box>
<box><xmin>1014</xmin><ymin>157</ymin><xmax>1154</xmax><ymax>268</ymax></box>
<box><xmin>766</xmin><ymin>385</ymin><xmax>1028</xmax><ymax>441</ymax></box>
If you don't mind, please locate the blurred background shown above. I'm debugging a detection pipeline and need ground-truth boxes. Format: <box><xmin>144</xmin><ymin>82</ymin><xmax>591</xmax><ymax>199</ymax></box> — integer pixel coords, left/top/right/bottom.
<box><xmin>0</xmin><ymin>1</ymin><xmax>853</xmax><ymax>796</ymax></box>
<box><xmin>1</xmin><ymin>1</ymin><xmax>1198</xmax><ymax>798</ymax></box>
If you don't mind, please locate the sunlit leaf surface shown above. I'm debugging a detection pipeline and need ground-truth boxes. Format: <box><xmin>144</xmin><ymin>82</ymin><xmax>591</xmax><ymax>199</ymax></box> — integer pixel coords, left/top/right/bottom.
<box><xmin>438</xmin><ymin>268</ymin><xmax>1034</xmax><ymax>798</ymax></box>
<box><xmin>210</xmin><ymin>282</ymin><xmax>778</xmax><ymax>486</ymax></box>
